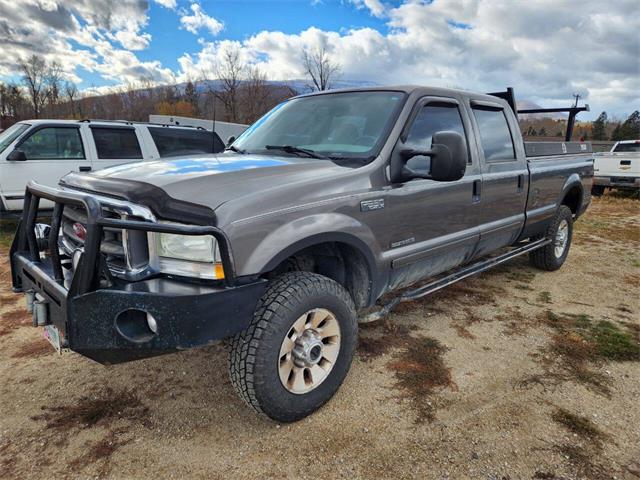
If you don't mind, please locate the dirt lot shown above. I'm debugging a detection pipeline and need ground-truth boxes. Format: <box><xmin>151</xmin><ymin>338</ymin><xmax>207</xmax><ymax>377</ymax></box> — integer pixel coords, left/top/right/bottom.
<box><xmin>1</xmin><ymin>194</ymin><xmax>638</xmax><ymax>480</ymax></box>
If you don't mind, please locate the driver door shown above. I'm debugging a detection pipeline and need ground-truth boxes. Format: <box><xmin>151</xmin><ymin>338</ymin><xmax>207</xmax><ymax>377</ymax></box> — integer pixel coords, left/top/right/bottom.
<box><xmin>378</xmin><ymin>96</ymin><xmax>483</xmax><ymax>290</ymax></box>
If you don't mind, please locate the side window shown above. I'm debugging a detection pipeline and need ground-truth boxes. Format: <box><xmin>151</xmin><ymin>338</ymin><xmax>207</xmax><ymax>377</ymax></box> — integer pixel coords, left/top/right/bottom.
<box><xmin>472</xmin><ymin>107</ymin><xmax>516</xmax><ymax>162</ymax></box>
<box><xmin>19</xmin><ymin>127</ymin><xmax>84</xmax><ymax>160</ymax></box>
<box><xmin>404</xmin><ymin>103</ymin><xmax>468</xmax><ymax>173</ymax></box>
<box><xmin>148</xmin><ymin>128</ymin><xmax>225</xmax><ymax>157</ymax></box>
<box><xmin>91</xmin><ymin>128</ymin><xmax>143</xmax><ymax>159</ymax></box>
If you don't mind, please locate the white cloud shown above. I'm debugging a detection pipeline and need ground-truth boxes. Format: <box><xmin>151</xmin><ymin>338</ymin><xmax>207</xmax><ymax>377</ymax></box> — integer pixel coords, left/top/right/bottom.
<box><xmin>180</xmin><ymin>3</ymin><xmax>224</xmax><ymax>36</ymax></box>
<box><xmin>179</xmin><ymin>0</ymin><xmax>639</xmax><ymax>118</ymax></box>
<box><xmin>349</xmin><ymin>0</ymin><xmax>386</xmax><ymax>18</ymax></box>
<box><xmin>111</xmin><ymin>30</ymin><xmax>152</xmax><ymax>50</ymax></box>
<box><xmin>153</xmin><ymin>0</ymin><xmax>177</xmax><ymax>9</ymax></box>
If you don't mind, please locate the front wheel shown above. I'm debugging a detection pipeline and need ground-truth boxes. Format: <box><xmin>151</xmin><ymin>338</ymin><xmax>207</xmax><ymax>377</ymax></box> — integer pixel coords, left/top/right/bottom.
<box><xmin>529</xmin><ymin>205</ymin><xmax>573</xmax><ymax>271</ymax></box>
<box><xmin>228</xmin><ymin>272</ymin><xmax>357</xmax><ymax>422</ymax></box>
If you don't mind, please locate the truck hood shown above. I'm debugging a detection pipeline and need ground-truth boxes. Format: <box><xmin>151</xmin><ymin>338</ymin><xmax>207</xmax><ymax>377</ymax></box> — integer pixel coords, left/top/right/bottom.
<box><xmin>61</xmin><ymin>153</ymin><xmax>352</xmax><ymax>223</ymax></box>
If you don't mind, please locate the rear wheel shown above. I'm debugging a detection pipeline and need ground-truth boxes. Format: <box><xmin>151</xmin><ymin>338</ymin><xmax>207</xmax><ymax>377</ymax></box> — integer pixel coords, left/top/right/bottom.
<box><xmin>529</xmin><ymin>205</ymin><xmax>573</xmax><ymax>271</ymax></box>
<box><xmin>228</xmin><ymin>271</ymin><xmax>357</xmax><ymax>422</ymax></box>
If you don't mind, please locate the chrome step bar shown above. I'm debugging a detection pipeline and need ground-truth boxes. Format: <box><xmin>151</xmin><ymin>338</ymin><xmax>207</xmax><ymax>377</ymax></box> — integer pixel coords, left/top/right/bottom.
<box><xmin>359</xmin><ymin>237</ymin><xmax>552</xmax><ymax>323</ymax></box>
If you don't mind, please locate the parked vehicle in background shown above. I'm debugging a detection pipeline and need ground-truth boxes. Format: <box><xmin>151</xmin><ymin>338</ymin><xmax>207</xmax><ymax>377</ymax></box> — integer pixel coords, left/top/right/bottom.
<box><xmin>592</xmin><ymin>140</ymin><xmax>640</xmax><ymax>195</ymax></box>
<box><xmin>148</xmin><ymin>115</ymin><xmax>247</xmax><ymax>145</ymax></box>
<box><xmin>10</xmin><ymin>86</ymin><xmax>593</xmax><ymax>422</ymax></box>
<box><xmin>0</xmin><ymin>119</ymin><xmax>225</xmax><ymax>217</ymax></box>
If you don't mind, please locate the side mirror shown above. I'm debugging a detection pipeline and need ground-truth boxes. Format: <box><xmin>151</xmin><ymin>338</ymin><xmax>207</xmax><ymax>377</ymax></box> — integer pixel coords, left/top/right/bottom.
<box><xmin>7</xmin><ymin>149</ymin><xmax>26</xmax><ymax>161</ymax></box>
<box><xmin>400</xmin><ymin>131</ymin><xmax>467</xmax><ymax>182</ymax></box>
<box><xmin>226</xmin><ymin>136</ymin><xmax>236</xmax><ymax>146</ymax></box>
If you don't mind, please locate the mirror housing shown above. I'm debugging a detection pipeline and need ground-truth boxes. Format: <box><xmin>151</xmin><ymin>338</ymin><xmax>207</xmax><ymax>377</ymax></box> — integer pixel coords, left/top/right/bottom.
<box><xmin>7</xmin><ymin>149</ymin><xmax>26</xmax><ymax>161</ymax></box>
<box><xmin>399</xmin><ymin>131</ymin><xmax>467</xmax><ymax>182</ymax></box>
<box><xmin>226</xmin><ymin>136</ymin><xmax>236</xmax><ymax>146</ymax></box>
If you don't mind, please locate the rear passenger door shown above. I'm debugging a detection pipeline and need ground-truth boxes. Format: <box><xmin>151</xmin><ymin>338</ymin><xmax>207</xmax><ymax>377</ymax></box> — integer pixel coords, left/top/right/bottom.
<box><xmin>88</xmin><ymin>126</ymin><xmax>145</xmax><ymax>172</ymax></box>
<box><xmin>467</xmin><ymin>101</ymin><xmax>528</xmax><ymax>257</ymax></box>
<box><xmin>3</xmin><ymin>125</ymin><xmax>89</xmax><ymax>210</ymax></box>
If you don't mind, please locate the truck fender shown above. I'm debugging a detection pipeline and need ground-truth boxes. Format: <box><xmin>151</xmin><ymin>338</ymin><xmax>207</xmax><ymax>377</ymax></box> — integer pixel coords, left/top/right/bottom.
<box><xmin>557</xmin><ymin>173</ymin><xmax>584</xmax><ymax>214</ymax></box>
<box><xmin>241</xmin><ymin>213</ymin><xmax>383</xmax><ymax>302</ymax></box>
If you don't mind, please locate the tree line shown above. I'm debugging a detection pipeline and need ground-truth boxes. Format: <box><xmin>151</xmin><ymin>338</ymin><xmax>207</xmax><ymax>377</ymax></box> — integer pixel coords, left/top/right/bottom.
<box><xmin>0</xmin><ymin>46</ymin><xmax>341</xmax><ymax>127</ymax></box>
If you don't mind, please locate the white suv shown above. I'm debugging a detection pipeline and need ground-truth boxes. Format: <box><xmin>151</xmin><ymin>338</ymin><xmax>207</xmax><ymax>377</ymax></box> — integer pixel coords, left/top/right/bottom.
<box><xmin>0</xmin><ymin>119</ymin><xmax>225</xmax><ymax>217</ymax></box>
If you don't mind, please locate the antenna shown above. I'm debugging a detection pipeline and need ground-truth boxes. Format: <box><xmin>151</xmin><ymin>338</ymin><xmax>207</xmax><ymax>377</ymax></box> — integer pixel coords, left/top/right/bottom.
<box><xmin>572</xmin><ymin>93</ymin><xmax>581</xmax><ymax>108</ymax></box>
<box><xmin>212</xmin><ymin>87</ymin><xmax>217</xmax><ymax>152</ymax></box>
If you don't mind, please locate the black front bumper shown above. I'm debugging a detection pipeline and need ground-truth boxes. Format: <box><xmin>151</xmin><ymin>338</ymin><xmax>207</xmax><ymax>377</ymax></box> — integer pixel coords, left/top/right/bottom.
<box><xmin>10</xmin><ymin>182</ymin><xmax>267</xmax><ymax>364</ymax></box>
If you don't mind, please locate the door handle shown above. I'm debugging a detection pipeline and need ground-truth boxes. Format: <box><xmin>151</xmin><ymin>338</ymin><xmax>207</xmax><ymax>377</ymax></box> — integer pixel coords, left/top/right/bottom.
<box><xmin>79</xmin><ymin>166</ymin><xmax>92</xmax><ymax>172</ymax></box>
<box><xmin>517</xmin><ymin>174</ymin><xmax>524</xmax><ymax>192</ymax></box>
<box><xmin>472</xmin><ymin>179</ymin><xmax>481</xmax><ymax>203</ymax></box>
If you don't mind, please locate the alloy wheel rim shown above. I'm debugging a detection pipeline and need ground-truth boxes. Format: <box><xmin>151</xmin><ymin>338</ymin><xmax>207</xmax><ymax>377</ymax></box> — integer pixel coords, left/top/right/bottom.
<box><xmin>554</xmin><ymin>219</ymin><xmax>569</xmax><ymax>258</ymax></box>
<box><xmin>278</xmin><ymin>308</ymin><xmax>341</xmax><ymax>394</ymax></box>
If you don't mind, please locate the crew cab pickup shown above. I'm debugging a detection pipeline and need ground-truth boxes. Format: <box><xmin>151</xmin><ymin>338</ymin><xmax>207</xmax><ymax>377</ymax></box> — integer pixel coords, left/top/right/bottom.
<box><xmin>10</xmin><ymin>86</ymin><xmax>593</xmax><ymax>422</ymax></box>
<box><xmin>592</xmin><ymin>140</ymin><xmax>640</xmax><ymax>195</ymax></box>
<box><xmin>0</xmin><ymin>119</ymin><xmax>225</xmax><ymax>217</ymax></box>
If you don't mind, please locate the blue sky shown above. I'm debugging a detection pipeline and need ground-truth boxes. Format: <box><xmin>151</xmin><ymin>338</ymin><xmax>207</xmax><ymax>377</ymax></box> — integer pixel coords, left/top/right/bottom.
<box><xmin>0</xmin><ymin>0</ymin><xmax>638</xmax><ymax>119</ymax></box>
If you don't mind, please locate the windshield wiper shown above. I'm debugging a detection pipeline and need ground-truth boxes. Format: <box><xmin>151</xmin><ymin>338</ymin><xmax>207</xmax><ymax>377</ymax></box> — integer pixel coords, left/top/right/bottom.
<box><xmin>264</xmin><ymin>145</ymin><xmax>328</xmax><ymax>159</ymax></box>
<box><xmin>225</xmin><ymin>145</ymin><xmax>246</xmax><ymax>154</ymax></box>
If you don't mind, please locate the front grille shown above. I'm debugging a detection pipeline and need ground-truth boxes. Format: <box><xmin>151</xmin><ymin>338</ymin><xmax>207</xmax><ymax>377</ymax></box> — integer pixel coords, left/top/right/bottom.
<box><xmin>60</xmin><ymin>205</ymin><xmax>149</xmax><ymax>275</ymax></box>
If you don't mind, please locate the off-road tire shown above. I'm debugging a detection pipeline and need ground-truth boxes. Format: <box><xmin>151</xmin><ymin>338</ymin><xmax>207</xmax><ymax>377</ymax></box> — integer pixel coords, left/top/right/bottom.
<box><xmin>228</xmin><ymin>271</ymin><xmax>357</xmax><ymax>422</ymax></box>
<box><xmin>529</xmin><ymin>205</ymin><xmax>573</xmax><ymax>271</ymax></box>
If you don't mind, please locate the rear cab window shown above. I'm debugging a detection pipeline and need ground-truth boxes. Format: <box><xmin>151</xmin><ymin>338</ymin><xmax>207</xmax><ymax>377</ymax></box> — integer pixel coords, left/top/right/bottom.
<box><xmin>613</xmin><ymin>142</ymin><xmax>640</xmax><ymax>153</ymax></box>
<box><xmin>18</xmin><ymin>127</ymin><xmax>85</xmax><ymax>160</ymax></box>
<box><xmin>472</xmin><ymin>107</ymin><xmax>516</xmax><ymax>162</ymax></box>
<box><xmin>148</xmin><ymin>127</ymin><xmax>225</xmax><ymax>157</ymax></box>
<box><xmin>90</xmin><ymin>127</ymin><xmax>143</xmax><ymax>159</ymax></box>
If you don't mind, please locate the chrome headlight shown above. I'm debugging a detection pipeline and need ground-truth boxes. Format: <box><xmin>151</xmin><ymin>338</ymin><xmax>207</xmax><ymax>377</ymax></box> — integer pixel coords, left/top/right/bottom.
<box><xmin>151</xmin><ymin>231</ymin><xmax>224</xmax><ymax>280</ymax></box>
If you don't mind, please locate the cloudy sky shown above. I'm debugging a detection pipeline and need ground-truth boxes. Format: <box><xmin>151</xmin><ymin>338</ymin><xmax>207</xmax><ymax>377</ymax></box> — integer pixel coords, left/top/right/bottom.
<box><xmin>0</xmin><ymin>0</ymin><xmax>638</xmax><ymax>119</ymax></box>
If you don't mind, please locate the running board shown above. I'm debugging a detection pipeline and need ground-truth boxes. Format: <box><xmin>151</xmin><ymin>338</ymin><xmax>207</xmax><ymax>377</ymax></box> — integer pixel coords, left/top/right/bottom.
<box><xmin>359</xmin><ymin>238</ymin><xmax>552</xmax><ymax>324</ymax></box>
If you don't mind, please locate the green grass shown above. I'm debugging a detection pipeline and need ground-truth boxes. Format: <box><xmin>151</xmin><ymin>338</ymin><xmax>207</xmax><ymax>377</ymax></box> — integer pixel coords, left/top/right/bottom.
<box><xmin>590</xmin><ymin>320</ymin><xmax>640</xmax><ymax>361</ymax></box>
<box><xmin>0</xmin><ymin>220</ymin><xmax>18</xmax><ymax>250</ymax></box>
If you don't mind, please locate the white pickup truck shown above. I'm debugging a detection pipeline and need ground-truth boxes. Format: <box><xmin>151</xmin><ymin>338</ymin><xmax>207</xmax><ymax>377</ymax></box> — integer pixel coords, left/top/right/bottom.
<box><xmin>0</xmin><ymin>119</ymin><xmax>225</xmax><ymax>217</ymax></box>
<box><xmin>592</xmin><ymin>140</ymin><xmax>640</xmax><ymax>195</ymax></box>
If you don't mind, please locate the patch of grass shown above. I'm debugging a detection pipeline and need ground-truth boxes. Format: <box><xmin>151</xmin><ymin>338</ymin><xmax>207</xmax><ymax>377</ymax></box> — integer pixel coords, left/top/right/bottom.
<box><xmin>388</xmin><ymin>336</ymin><xmax>454</xmax><ymax>423</ymax></box>
<box><xmin>0</xmin><ymin>220</ymin><xmax>17</xmax><ymax>249</ymax></box>
<box><xmin>538</xmin><ymin>291</ymin><xmax>552</xmax><ymax>304</ymax></box>
<box><xmin>590</xmin><ymin>320</ymin><xmax>640</xmax><ymax>361</ymax></box>
<box><xmin>358</xmin><ymin>321</ymin><xmax>456</xmax><ymax>423</ymax></box>
<box><xmin>31</xmin><ymin>387</ymin><xmax>150</xmax><ymax>432</ymax></box>
<box><xmin>552</xmin><ymin>408</ymin><xmax>605</xmax><ymax>442</ymax></box>
<box><xmin>69</xmin><ymin>428</ymin><xmax>132</xmax><ymax>477</ymax></box>
<box><xmin>527</xmin><ymin>311</ymin><xmax>640</xmax><ymax>395</ymax></box>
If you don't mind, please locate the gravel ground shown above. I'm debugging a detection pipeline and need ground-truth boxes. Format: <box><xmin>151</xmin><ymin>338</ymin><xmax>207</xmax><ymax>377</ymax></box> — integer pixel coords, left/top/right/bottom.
<box><xmin>0</xmin><ymin>194</ymin><xmax>638</xmax><ymax>480</ymax></box>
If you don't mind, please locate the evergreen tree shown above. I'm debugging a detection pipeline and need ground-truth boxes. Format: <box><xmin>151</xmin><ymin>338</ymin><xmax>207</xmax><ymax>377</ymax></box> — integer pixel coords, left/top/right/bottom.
<box><xmin>619</xmin><ymin>111</ymin><xmax>640</xmax><ymax>139</ymax></box>
<box><xmin>184</xmin><ymin>80</ymin><xmax>199</xmax><ymax>115</ymax></box>
<box><xmin>610</xmin><ymin>123</ymin><xmax>622</xmax><ymax>141</ymax></box>
<box><xmin>591</xmin><ymin>111</ymin><xmax>608</xmax><ymax>140</ymax></box>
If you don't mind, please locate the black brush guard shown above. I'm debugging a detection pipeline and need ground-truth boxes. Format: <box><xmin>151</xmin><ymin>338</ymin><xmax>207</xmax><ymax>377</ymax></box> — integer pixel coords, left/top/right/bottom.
<box><xmin>9</xmin><ymin>182</ymin><xmax>267</xmax><ymax>364</ymax></box>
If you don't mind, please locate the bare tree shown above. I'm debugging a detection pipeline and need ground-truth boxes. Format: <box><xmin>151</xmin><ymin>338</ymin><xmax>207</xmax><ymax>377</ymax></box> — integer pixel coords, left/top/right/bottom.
<box><xmin>64</xmin><ymin>81</ymin><xmax>79</xmax><ymax>118</ymax></box>
<box><xmin>215</xmin><ymin>46</ymin><xmax>246</xmax><ymax>122</ymax></box>
<box><xmin>302</xmin><ymin>45</ymin><xmax>340</xmax><ymax>91</ymax></box>
<box><xmin>44</xmin><ymin>61</ymin><xmax>64</xmax><ymax>116</ymax></box>
<box><xmin>239</xmin><ymin>66</ymin><xmax>270</xmax><ymax>123</ymax></box>
<box><xmin>20</xmin><ymin>55</ymin><xmax>48</xmax><ymax>118</ymax></box>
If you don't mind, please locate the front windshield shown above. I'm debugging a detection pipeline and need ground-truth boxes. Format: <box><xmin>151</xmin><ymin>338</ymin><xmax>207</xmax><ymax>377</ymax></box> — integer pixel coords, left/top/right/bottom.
<box><xmin>234</xmin><ymin>91</ymin><xmax>406</xmax><ymax>160</ymax></box>
<box><xmin>0</xmin><ymin>123</ymin><xmax>30</xmax><ymax>154</ymax></box>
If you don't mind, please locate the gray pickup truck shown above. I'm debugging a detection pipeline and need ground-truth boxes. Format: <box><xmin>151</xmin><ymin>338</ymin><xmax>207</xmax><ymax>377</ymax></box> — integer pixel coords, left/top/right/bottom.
<box><xmin>10</xmin><ymin>86</ymin><xmax>593</xmax><ymax>422</ymax></box>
